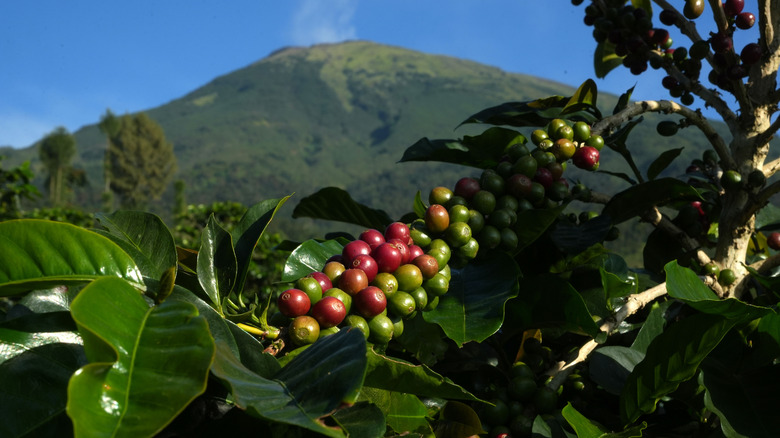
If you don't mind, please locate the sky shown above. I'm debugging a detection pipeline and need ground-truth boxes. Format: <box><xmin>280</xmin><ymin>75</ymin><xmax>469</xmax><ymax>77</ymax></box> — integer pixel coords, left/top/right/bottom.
<box><xmin>0</xmin><ymin>1</ymin><xmax>753</xmax><ymax>149</ymax></box>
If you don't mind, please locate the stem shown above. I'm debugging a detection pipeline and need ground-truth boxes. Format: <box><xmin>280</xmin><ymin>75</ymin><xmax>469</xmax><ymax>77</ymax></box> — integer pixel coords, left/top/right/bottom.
<box><xmin>546</xmin><ymin>283</ymin><xmax>669</xmax><ymax>390</ymax></box>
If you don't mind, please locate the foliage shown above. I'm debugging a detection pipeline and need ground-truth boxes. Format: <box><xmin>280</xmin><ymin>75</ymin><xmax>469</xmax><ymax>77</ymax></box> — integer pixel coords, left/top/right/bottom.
<box><xmin>38</xmin><ymin>127</ymin><xmax>77</xmax><ymax>206</ymax></box>
<box><xmin>2</xmin><ymin>2</ymin><xmax>780</xmax><ymax>438</ymax></box>
<box><xmin>105</xmin><ymin>113</ymin><xmax>177</xmax><ymax>210</ymax></box>
<box><xmin>0</xmin><ymin>157</ymin><xmax>40</xmax><ymax>220</ymax></box>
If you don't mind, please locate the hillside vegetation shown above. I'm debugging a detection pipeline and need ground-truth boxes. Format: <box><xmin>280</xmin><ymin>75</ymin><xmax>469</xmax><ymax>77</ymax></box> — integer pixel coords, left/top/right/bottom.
<box><xmin>0</xmin><ymin>41</ymin><xmax>738</xmax><ymax>242</ymax></box>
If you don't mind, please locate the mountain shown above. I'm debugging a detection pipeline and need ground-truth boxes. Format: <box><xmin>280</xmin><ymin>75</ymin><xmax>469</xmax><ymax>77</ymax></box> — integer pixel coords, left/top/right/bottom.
<box><xmin>0</xmin><ymin>40</ymin><xmax>734</xmax><ymax>241</ymax></box>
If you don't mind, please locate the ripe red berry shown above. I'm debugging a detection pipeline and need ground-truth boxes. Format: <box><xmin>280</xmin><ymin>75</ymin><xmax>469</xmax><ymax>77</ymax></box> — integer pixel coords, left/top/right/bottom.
<box><xmin>454</xmin><ymin>177</ymin><xmax>481</xmax><ymax>200</ymax></box>
<box><xmin>338</xmin><ymin>268</ymin><xmax>369</xmax><ymax>295</ymax></box>
<box><xmin>573</xmin><ymin>146</ymin><xmax>600</xmax><ymax>171</ymax></box>
<box><xmin>768</xmin><ymin>232</ymin><xmax>780</xmax><ymax>250</ymax></box>
<box><xmin>310</xmin><ymin>296</ymin><xmax>347</xmax><ymax>328</ymax></box>
<box><xmin>388</xmin><ymin>238</ymin><xmax>412</xmax><ymax>264</ymax></box>
<box><xmin>354</xmin><ymin>286</ymin><xmax>387</xmax><ymax>318</ymax></box>
<box><xmin>342</xmin><ymin>239</ymin><xmax>371</xmax><ymax>265</ymax></box>
<box><xmin>308</xmin><ymin>271</ymin><xmax>332</xmax><ymax>294</ymax></box>
<box><xmin>710</xmin><ymin>32</ymin><xmax>733</xmax><ymax>54</ymax></box>
<box><xmin>385</xmin><ymin>222</ymin><xmax>412</xmax><ymax>245</ymax></box>
<box><xmin>741</xmin><ymin>42</ymin><xmax>762</xmax><ymax>65</ymax></box>
<box><xmin>736</xmin><ymin>12</ymin><xmax>755</xmax><ymax>29</ymax></box>
<box><xmin>350</xmin><ymin>254</ymin><xmax>378</xmax><ymax>283</ymax></box>
<box><xmin>372</xmin><ymin>242</ymin><xmax>403</xmax><ymax>273</ymax></box>
<box><xmin>723</xmin><ymin>0</ymin><xmax>744</xmax><ymax>17</ymax></box>
<box><xmin>277</xmin><ymin>288</ymin><xmax>311</xmax><ymax>317</ymax></box>
<box><xmin>359</xmin><ymin>228</ymin><xmax>385</xmax><ymax>250</ymax></box>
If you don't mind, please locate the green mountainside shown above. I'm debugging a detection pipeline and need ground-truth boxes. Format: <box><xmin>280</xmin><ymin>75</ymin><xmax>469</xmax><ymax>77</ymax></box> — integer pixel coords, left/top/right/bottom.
<box><xmin>0</xmin><ymin>41</ymin><xmax>734</xmax><ymax>241</ymax></box>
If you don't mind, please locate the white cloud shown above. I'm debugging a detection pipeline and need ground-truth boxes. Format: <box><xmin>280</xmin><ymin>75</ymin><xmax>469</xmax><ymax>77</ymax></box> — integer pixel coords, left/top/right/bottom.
<box><xmin>290</xmin><ymin>0</ymin><xmax>358</xmax><ymax>45</ymax></box>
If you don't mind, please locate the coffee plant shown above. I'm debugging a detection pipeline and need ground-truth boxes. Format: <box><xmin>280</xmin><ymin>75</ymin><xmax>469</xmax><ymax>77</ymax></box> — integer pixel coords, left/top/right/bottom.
<box><xmin>2</xmin><ymin>1</ymin><xmax>780</xmax><ymax>437</ymax></box>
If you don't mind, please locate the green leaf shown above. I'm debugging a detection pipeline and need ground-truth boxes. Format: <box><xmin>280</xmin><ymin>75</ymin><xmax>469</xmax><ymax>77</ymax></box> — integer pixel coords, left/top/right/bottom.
<box><xmin>433</xmin><ymin>401</ymin><xmax>484</xmax><ymax>438</ymax></box>
<box><xmin>516</xmin><ymin>204</ymin><xmax>567</xmax><ymax>251</ymax></box>
<box><xmin>701</xmin><ymin>361</ymin><xmax>780</xmax><ymax>438</ymax></box>
<box><xmin>507</xmin><ymin>274</ymin><xmax>602</xmax><ymax>339</ymax></box>
<box><xmin>282</xmin><ymin>239</ymin><xmax>344</xmax><ymax>282</ymax></box>
<box><xmin>550</xmin><ymin>214</ymin><xmax>611</xmax><ymax>255</ymax></box>
<box><xmin>364</xmin><ymin>348</ymin><xmax>480</xmax><ymax>401</ymax></box>
<box><xmin>230</xmin><ymin>196</ymin><xmax>290</xmax><ymax>294</ymax></box>
<box><xmin>360</xmin><ymin>387</ymin><xmax>430</xmax><ymax>435</ymax></box>
<box><xmin>400</xmin><ymin>127</ymin><xmax>525</xmax><ymax>168</ymax></box>
<box><xmin>67</xmin><ymin>277</ymin><xmax>215</xmax><ymax>438</ymax></box>
<box><xmin>630</xmin><ymin>301</ymin><xmax>671</xmax><ymax>354</ymax></box>
<box><xmin>665</xmin><ymin>261</ymin><xmax>773</xmax><ymax>320</ymax></box>
<box><xmin>594</xmin><ymin>40</ymin><xmax>624</xmax><ymax>78</ymax></box>
<box><xmin>293</xmin><ymin>187</ymin><xmax>394</xmax><ymax>230</ymax></box>
<box><xmin>562</xmin><ymin>403</ymin><xmax>608</xmax><ymax>437</ymax></box>
<box><xmin>631</xmin><ymin>0</ymin><xmax>652</xmax><ymax>15</ymax></box>
<box><xmin>646</xmin><ymin>148</ymin><xmax>684</xmax><ymax>181</ymax></box>
<box><xmin>413</xmin><ymin>191</ymin><xmax>426</xmax><ymax>219</ymax></box>
<box><xmin>613</xmin><ymin>85</ymin><xmax>635</xmax><ymax>115</ymax></box>
<box><xmin>0</xmin><ymin>220</ymin><xmax>143</xmax><ymax>296</ymax></box>
<box><xmin>393</xmin><ymin>312</ymin><xmax>450</xmax><ymax>366</ymax></box>
<box><xmin>603</xmin><ymin>178</ymin><xmax>702</xmax><ymax>225</ymax></box>
<box><xmin>210</xmin><ymin>329</ymin><xmax>367</xmax><ymax>437</ymax></box>
<box><xmin>560</xmin><ymin>79</ymin><xmax>602</xmax><ymax>119</ymax></box>
<box><xmin>423</xmin><ymin>252</ymin><xmax>519</xmax><ymax>346</ymax></box>
<box><xmin>755</xmin><ymin>203</ymin><xmax>780</xmax><ymax>231</ymax></box>
<box><xmin>95</xmin><ymin>211</ymin><xmax>177</xmax><ymax>279</ymax></box>
<box><xmin>597</xmin><ymin>170</ymin><xmax>637</xmax><ymax>185</ymax></box>
<box><xmin>331</xmin><ymin>402</ymin><xmax>386</xmax><ymax>438</ymax></box>
<box><xmin>590</xmin><ymin>346</ymin><xmax>645</xmax><ymax>395</ymax></box>
<box><xmin>197</xmin><ymin>215</ymin><xmax>237</xmax><ymax>310</ymax></box>
<box><xmin>620</xmin><ymin>312</ymin><xmax>738</xmax><ymax>424</ymax></box>
<box><xmin>458</xmin><ymin>96</ymin><xmax>571</xmax><ymax>127</ymax></box>
<box><xmin>0</xmin><ymin>341</ymin><xmax>84</xmax><ymax>438</ymax></box>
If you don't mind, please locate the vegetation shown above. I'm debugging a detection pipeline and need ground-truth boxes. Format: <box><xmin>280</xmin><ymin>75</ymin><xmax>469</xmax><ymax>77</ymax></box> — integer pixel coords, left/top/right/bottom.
<box><xmin>38</xmin><ymin>127</ymin><xmax>77</xmax><ymax>206</ymax></box>
<box><xmin>105</xmin><ymin>112</ymin><xmax>177</xmax><ymax>209</ymax></box>
<box><xmin>1</xmin><ymin>1</ymin><xmax>780</xmax><ymax>437</ymax></box>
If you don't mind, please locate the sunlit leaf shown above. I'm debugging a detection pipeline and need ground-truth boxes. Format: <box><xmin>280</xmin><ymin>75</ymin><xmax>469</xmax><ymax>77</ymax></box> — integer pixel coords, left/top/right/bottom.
<box><xmin>0</xmin><ymin>219</ymin><xmax>143</xmax><ymax>296</ymax></box>
<box><xmin>197</xmin><ymin>215</ymin><xmax>237</xmax><ymax>310</ymax></box>
<box><xmin>613</xmin><ymin>85</ymin><xmax>636</xmax><ymax>115</ymax></box>
<box><xmin>281</xmin><ymin>239</ymin><xmax>344</xmax><ymax>282</ymax></box>
<box><xmin>561</xmin><ymin>403</ymin><xmax>608</xmax><ymax>437</ymax></box>
<box><xmin>560</xmin><ymin>79</ymin><xmax>601</xmax><ymax>119</ymax></box>
<box><xmin>67</xmin><ymin>277</ymin><xmax>215</xmax><ymax>438</ymax></box>
<box><xmin>360</xmin><ymin>387</ymin><xmax>430</xmax><ymax>435</ymax></box>
<box><xmin>594</xmin><ymin>40</ymin><xmax>623</xmax><ymax>79</ymax></box>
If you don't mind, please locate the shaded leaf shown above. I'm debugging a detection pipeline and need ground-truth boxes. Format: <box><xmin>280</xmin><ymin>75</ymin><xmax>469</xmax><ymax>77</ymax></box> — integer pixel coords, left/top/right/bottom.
<box><xmin>394</xmin><ymin>312</ymin><xmax>450</xmax><ymax>366</ymax></box>
<box><xmin>550</xmin><ymin>214</ymin><xmax>611</xmax><ymax>255</ymax></box>
<box><xmin>423</xmin><ymin>252</ymin><xmax>520</xmax><ymax>346</ymax></box>
<box><xmin>560</xmin><ymin>79</ymin><xmax>602</xmax><ymax>119</ymax></box>
<box><xmin>594</xmin><ymin>40</ymin><xmax>624</xmax><ymax>79</ymax></box>
<box><xmin>331</xmin><ymin>402</ymin><xmax>386</xmax><ymax>438</ymax></box>
<box><xmin>293</xmin><ymin>187</ymin><xmax>393</xmax><ymax>230</ymax></box>
<box><xmin>197</xmin><ymin>215</ymin><xmax>237</xmax><ymax>310</ymax></box>
<box><xmin>231</xmin><ymin>196</ymin><xmax>290</xmax><ymax>294</ymax></box>
<box><xmin>433</xmin><ymin>401</ymin><xmax>484</xmax><ymax>438</ymax></box>
<box><xmin>360</xmin><ymin>387</ymin><xmax>430</xmax><ymax>435</ymax></box>
<box><xmin>400</xmin><ymin>127</ymin><xmax>525</xmax><ymax>169</ymax></box>
<box><xmin>210</xmin><ymin>329</ymin><xmax>367</xmax><ymax>437</ymax></box>
<box><xmin>0</xmin><ymin>219</ymin><xmax>143</xmax><ymax>296</ymax></box>
<box><xmin>755</xmin><ymin>204</ymin><xmax>780</xmax><ymax>231</ymax></box>
<box><xmin>620</xmin><ymin>313</ymin><xmax>738</xmax><ymax>424</ymax></box>
<box><xmin>603</xmin><ymin>178</ymin><xmax>702</xmax><ymax>225</ymax></box>
<box><xmin>613</xmin><ymin>85</ymin><xmax>636</xmax><ymax>115</ymax></box>
<box><xmin>282</xmin><ymin>239</ymin><xmax>344</xmax><ymax>282</ymax></box>
<box><xmin>702</xmin><ymin>361</ymin><xmax>780</xmax><ymax>438</ymax></box>
<box><xmin>364</xmin><ymin>348</ymin><xmax>480</xmax><ymax>401</ymax></box>
<box><xmin>458</xmin><ymin>96</ymin><xmax>570</xmax><ymax>127</ymax></box>
<box><xmin>590</xmin><ymin>346</ymin><xmax>645</xmax><ymax>396</ymax></box>
<box><xmin>646</xmin><ymin>148</ymin><xmax>684</xmax><ymax>181</ymax></box>
<box><xmin>630</xmin><ymin>301</ymin><xmax>671</xmax><ymax>354</ymax></box>
<box><xmin>413</xmin><ymin>191</ymin><xmax>426</xmax><ymax>219</ymax></box>
<box><xmin>597</xmin><ymin>170</ymin><xmax>637</xmax><ymax>185</ymax></box>
<box><xmin>67</xmin><ymin>277</ymin><xmax>215</xmax><ymax>438</ymax></box>
<box><xmin>516</xmin><ymin>204</ymin><xmax>567</xmax><ymax>251</ymax></box>
<box><xmin>95</xmin><ymin>210</ymin><xmax>177</xmax><ymax>279</ymax></box>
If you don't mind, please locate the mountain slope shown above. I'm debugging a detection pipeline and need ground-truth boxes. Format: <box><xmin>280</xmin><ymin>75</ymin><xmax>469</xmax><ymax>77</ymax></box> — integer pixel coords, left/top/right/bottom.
<box><xmin>0</xmin><ymin>41</ymin><xmax>737</xmax><ymax>240</ymax></box>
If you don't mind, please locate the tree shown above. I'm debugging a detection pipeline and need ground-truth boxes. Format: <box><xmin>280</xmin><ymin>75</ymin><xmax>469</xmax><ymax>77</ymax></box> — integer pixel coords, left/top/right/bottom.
<box><xmin>38</xmin><ymin>126</ymin><xmax>76</xmax><ymax>206</ymax></box>
<box><xmin>98</xmin><ymin>109</ymin><xmax>120</xmax><ymax>211</ymax></box>
<box><xmin>105</xmin><ymin>112</ymin><xmax>177</xmax><ymax>209</ymax></box>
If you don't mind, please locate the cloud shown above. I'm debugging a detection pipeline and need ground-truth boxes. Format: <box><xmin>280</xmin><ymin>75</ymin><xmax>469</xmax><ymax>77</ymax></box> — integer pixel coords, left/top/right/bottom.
<box><xmin>290</xmin><ymin>0</ymin><xmax>358</xmax><ymax>45</ymax></box>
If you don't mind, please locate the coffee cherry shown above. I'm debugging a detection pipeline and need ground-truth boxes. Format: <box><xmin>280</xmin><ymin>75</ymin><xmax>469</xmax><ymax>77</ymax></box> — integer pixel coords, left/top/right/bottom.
<box><xmin>710</xmin><ymin>32</ymin><xmax>733</xmax><ymax>54</ymax></box>
<box><xmin>425</xmin><ymin>204</ymin><xmax>450</xmax><ymax>233</ymax></box>
<box><xmin>367</xmin><ymin>314</ymin><xmax>394</xmax><ymax>344</ymax></box>
<box><xmin>427</xmin><ymin>239</ymin><xmax>451</xmax><ymax>268</ymax></box>
<box><xmin>690</xmin><ymin>40</ymin><xmax>709</xmax><ymax>59</ymax></box>
<box><xmin>338</xmin><ymin>268</ymin><xmax>369</xmax><ymax>295</ymax></box>
<box><xmin>423</xmin><ymin>272</ymin><xmax>450</xmax><ymax>297</ymax></box>
<box><xmin>387</xmin><ymin>290</ymin><xmax>416</xmax><ymax>318</ymax></box>
<box><xmin>741</xmin><ymin>43</ymin><xmax>762</xmax><ymax>65</ymax></box>
<box><xmin>585</xmin><ymin>135</ymin><xmax>605</xmax><ymax>150</ymax></box>
<box><xmin>385</xmin><ymin>222</ymin><xmax>412</xmax><ymax>245</ymax></box>
<box><xmin>372</xmin><ymin>272</ymin><xmax>399</xmax><ymax>297</ymax></box>
<box><xmin>277</xmin><ymin>288</ymin><xmax>311</xmax><ymax>317</ymax></box>
<box><xmin>736</xmin><ymin>11</ymin><xmax>755</xmax><ymax>29</ymax></box>
<box><xmin>408</xmin><ymin>244</ymin><xmax>425</xmax><ymax>261</ymax></box>
<box><xmin>322</xmin><ymin>261</ymin><xmax>345</xmax><ymax>283</ymax></box>
<box><xmin>506</xmin><ymin>174</ymin><xmax>533</xmax><ymax>199</ymax></box>
<box><xmin>768</xmin><ymin>232</ymin><xmax>780</xmax><ymax>250</ymax></box>
<box><xmin>454</xmin><ymin>177</ymin><xmax>481</xmax><ymax>200</ymax></box>
<box><xmin>308</xmin><ymin>271</ymin><xmax>332</xmax><ymax>294</ymax></box>
<box><xmin>295</xmin><ymin>277</ymin><xmax>323</xmax><ymax>305</ymax></box>
<box><xmin>718</xmin><ymin>268</ymin><xmax>737</xmax><ymax>286</ymax></box>
<box><xmin>372</xmin><ymin>242</ymin><xmax>403</xmax><ymax>273</ymax></box>
<box><xmin>354</xmin><ymin>286</ymin><xmax>387</xmax><ymax>319</ymax></box>
<box><xmin>747</xmin><ymin>169</ymin><xmax>766</xmax><ymax>188</ymax></box>
<box><xmin>684</xmin><ymin>0</ymin><xmax>705</xmax><ymax>19</ymax></box>
<box><xmin>311</xmin><ymin>296</ymin><xmax>347</xmax><ymax>328</ymax></box>
<box><xmin>412</xmin><ymin>254</ymin><xmax>439</xmax><ymax>279</ymax></box>
<box><xmin>388</xmin><ymin>238</ymin><xmax>412</xmax><ymax>264</ymax></box>
<box><xmin>395</xmin><ymin>264</ymin><xmax>424</xmax><ymax>292</ymax></box>
<box><xmin>350</xmin><ymin>254</ymin><xmax>378</xmax><ymax>283</ymax></box>
<box><xmin>721</xmin><ymin>170</ymin><xmax>742</xmax><ymax>191</ymax></box>
<box><xmin>429</xmin><ymin>186</ymin><xmax>453</xmax><ymax>206</ymax></box>
<box><xmin>659</xmin><ymin>9</ymin><xmax>677</xmax><ymax>26</ymax></box>
<box><xmin>573</xmin><ymin>146</ymin><xmax>600</xmax><ymax>171</ymax></box>
<box><xmin>657</xmin><ymin>121</ymin><xmax>679</xmax><ymax>136</ymax></box>
<box><xmin>323</xmin><ymin>287</ymin><xmax>352</xmax><ymax>313</ymax></box>
<box><xmin>342</xmin><ymin>239</ymin><xmax>371</xmax><ymax>265</ymax></box>
<box><xmin>359</xmin><ymin>228</ymin><xmax>385</xmax><ymax>250</ymax></box>
<box><xmin>289</xmin><ymin>315</ymin><xmax>320</xmax><ymax>346</ymax></box>
<box><xmin>723</xmin><ymin>0</ymin><xmax>744</xmax><ymax>17</ymax></box>
<box><xmin>342</xmin><ymin>314</ymin><xmax>369</xmax><ymax>339</ymax></box>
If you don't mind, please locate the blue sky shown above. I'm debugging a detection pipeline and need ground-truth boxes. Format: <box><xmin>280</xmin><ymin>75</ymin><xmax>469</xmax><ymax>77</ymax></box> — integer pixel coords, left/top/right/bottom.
<box><xmin>0</xmin><ymin>1</ymin><xmax>742</xmax><ymax>148</ymax></box>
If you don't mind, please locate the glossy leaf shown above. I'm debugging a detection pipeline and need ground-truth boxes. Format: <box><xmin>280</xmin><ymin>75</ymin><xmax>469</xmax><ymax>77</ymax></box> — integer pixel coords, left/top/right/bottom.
<box><xmin>210</xmin><ymin>329</ymin><xmax>367</xmax><ymax>437</ymax></box>
<box><xmin>393</xmin><ymin>312</ymin><xmax>450</xmax><ymax>365</ymax></box>
<box><xmin>95</xmin><ymin>211</ymin><xmax>177</xmax><ymax>279</ymax></box>
<box><xmin>630</xmin><ymin>301</ymin><xmax>671</xmax><ymax>354</ymax></box>
<box><xmin>560</xmin><ymin>79</ymin><xmax>601</xmax><ymax>119</ymax></box>
<box><xmin>401</xmin><ymin>127</ymin><xmax>524</xmax><ymax>168</ymax></box>
<box><xmin>458</xmin><ymin>96</ymin><xmax>570</xmax><ymax>127</ymax></box>
<box><xmin>0</xmin><ymin>219</ymin><xmax>143</xmax><ymax>296</ymax></box>
<box><xmin>594</xmin><ymin>40</ymin><xmax>623</xmax><ymax>78</ymax></box>
<box><xmin>603</xmin><ymin>178</ymin><xmax>702</xmax><ymax>225</ymax></box>
<box><xmin>331</xmin><ymin>402</ymin><xmax>386</xmax><ymax>438</ymax></box>
<box><xmin>67</xmin><ymin>277</ymin><xmax>215</xmax><ymax>438</ymax></box>
<box><xmin>293</xmin><ymin>187</ymin><xmax>394</xmax><ymax>230</ymax></box>
<box><xmin>665</xmin><ymin>261</ymin><xmax>773</xmax><ymax>320</ymax></box>
<box><xmin>433</xmin><ymin>401</ymin><xmax>484</xmax><ymax>438</ymax></box>
<box><xmin>197</xmin><ymin>215</ymin><xmax>237</xmax><ymax>310</ymax></box>
<box><xmin>281</xmin><ymin>239</ymin><xmax>344</xmax><ymax>282</ymax></box>
<box><xmin>0</xmin><ymin>341</ymin><xmax>85</xmax><ymax>438</ymax></box>
<box><xmin>360</xmin><ymin>387</ymin><xmax>430</xmax><ymax>435</ymax></box>
<box><xmin>550</xmin><ymin>214</ymin><xmax>611</xmax><ymax>255</ymax></box>
<box><xmin>755</xmin><ymin>203</ymin><xmax>780</xmax><ymax>231</ymax></box>
<box><xmin>562</xmin><ymin>403</ymin><xmax>608</xmax><ymax>437</ymax></box>
<box><xmin>423</xmin><ymin>251</ymin><xmax>520</xmax><ymax>346</ymax></box>
<box><xmin>516</xmin><ymin>204</ymin><xmax>567</xmax><ymax>251</ymax></box>
<box><xmin>413</xmin><ymin>191</ymin><xmax>426</xmax><ymax>218</ymax></box>
<box><xmin>364</xmin><ymin>348</ymin><xmax>480</xmax><ymax>401</ymax></box>
<box><xmin>613</xmin><ymin>85</ymin><xmax>635</xmax><ymax>115</ymax></box>
<box><xmin>230</xmin><ymin>196</ymin><xmax>290</xmax><ymax>294</ymax></box>
<box><xmin>646</xmin><ymin>148</ymin><xmax>684</xmax><ymax>181</ymax></box>
<box><xmin>620</xmin><ymin>312</ymin><xmax>738</xmax><ymax>424</ymax></box>
<box><xmin>702</xmin><ymin>361</ymin><xmax>780</xmax><ymax>438</ymax></box>
<box><xmin>590</xmin><ymin>346</ymin><xmax>645</xmax><ymax>395</ymax></box>
<box><xmin>507</xmin><ymin>274</ymin><xmax>602</xmax><ymax>339</ymax></box>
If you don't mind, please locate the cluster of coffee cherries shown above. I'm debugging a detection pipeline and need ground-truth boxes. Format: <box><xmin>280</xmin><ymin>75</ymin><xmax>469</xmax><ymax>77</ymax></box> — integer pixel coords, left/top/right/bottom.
<box><xmin>476</xmin><ymin>338</ymin><xmax>587</xmax><ymax>438</ymax></box>
<box><xmin>274</xmin><ymin>221</ymin><xmax>453</xmax><ymax>347</ymax></box>
<box><xmin>425</xmin><ymin>118</ymin><xmax>603</xmax><ymax>257</ymax></box>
